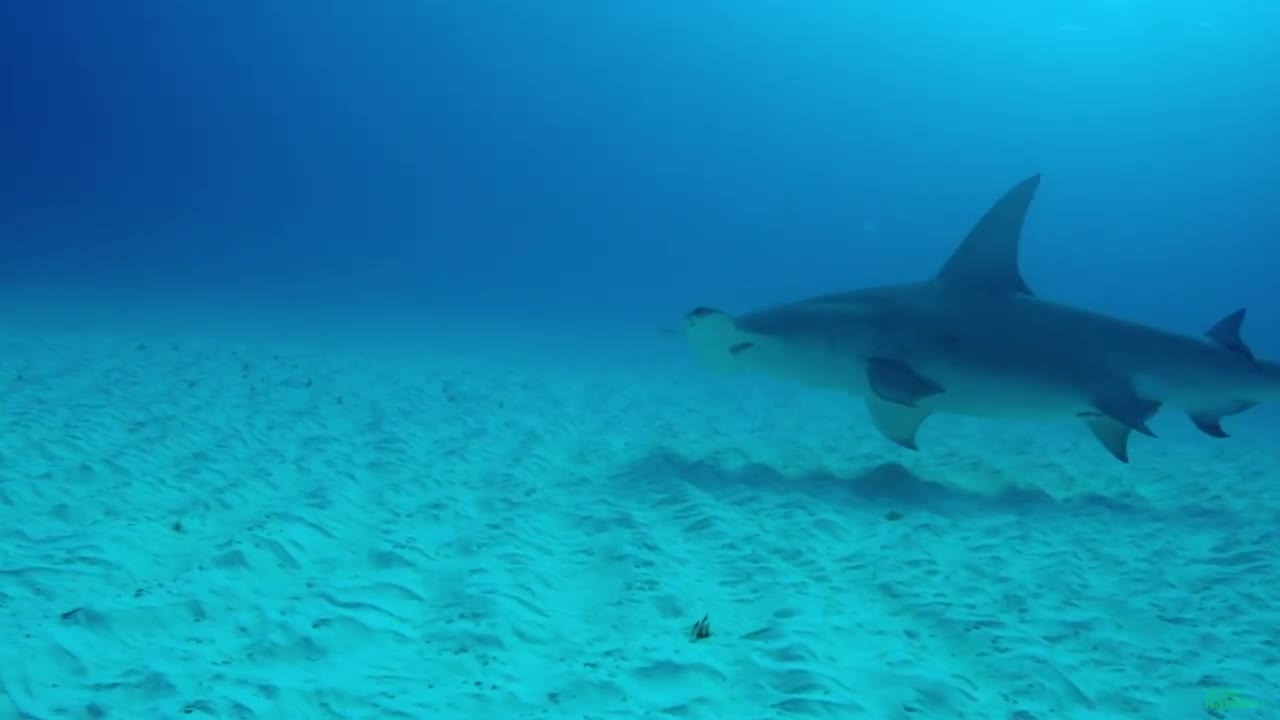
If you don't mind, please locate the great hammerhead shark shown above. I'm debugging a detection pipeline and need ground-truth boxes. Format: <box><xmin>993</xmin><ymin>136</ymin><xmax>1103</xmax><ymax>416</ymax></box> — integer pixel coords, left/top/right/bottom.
<box><xmin>684</xmin><ymin>174</ymin><xmax>1280</xmax><ymax>462</ymax></box>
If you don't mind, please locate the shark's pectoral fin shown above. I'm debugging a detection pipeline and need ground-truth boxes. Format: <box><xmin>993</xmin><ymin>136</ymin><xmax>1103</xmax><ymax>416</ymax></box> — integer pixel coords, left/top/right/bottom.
<box><xmin>1091</xmin><ymin>386</ymin><xmax>1161</xmax><ymax>437</ymax></box>
<box><xmin>1082</xmin><ymin>384</ymin><xmax>1161</xmax><ymax>461</ymax></box>
<box><xmin>867</xmin><ymin>357</ymin><xmax>945</xmax><ymax>407</ymax></box>
<box><xmin>1206</xmin><ymin>308</ymin><xmax>1256</xmax><ymax>362</ymax></box>
<box><xmin>1080</xmin><ymin>385</ymin><xmax>1160</xmax><ymax>460</ymax></box>
<box><xmin>865</xmin><ymin>395</ymin><xmax>932</xmax><ymax>450</ymax></box>
<box><xmin>1081</xmin><ymin>414</ymin><xmax>1136</xmax><ymax>463</ymax></box>
<box><xmin>1188</xmin><ymin>400</ymin><xmax>1258</xmax><ymax>438</ymax></box>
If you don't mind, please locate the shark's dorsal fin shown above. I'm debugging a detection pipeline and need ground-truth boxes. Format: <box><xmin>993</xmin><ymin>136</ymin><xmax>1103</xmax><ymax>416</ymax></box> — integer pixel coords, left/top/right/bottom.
<box><xmin>1206</xmin><ymin>308</ymin><xmax>1255</xmax><ymax>361</ymax></box>
<box><xmin>936</xmin><ymin>173</ymin><xmax>1041</xmax><ymax>296</ymax></box>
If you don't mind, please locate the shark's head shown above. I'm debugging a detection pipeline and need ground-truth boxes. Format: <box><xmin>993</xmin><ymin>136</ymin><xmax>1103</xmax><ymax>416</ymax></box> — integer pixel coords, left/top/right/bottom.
<box><xmin>684</xmin><ymin>299</ymin><xmax>890</xmax><ymax>385</ymax></box>
<box><xmin>684</xmin><ymin>307</ymin><xmax>754</xmax><ymax>373</ymax></box>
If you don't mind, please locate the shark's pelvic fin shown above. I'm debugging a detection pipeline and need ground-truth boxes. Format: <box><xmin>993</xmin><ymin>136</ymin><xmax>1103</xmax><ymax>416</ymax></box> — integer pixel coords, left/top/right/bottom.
<box><xmin>1082</xmin><ymin>385</ymin><xmax>1161</xmax><ymax>461</ymax></box>
<box><xmin>1082</xmin><ymin>414</ymin><xmax>1136</xmax><ymax>463</ymax></box>
<box><xmin>1091</xmin><ymin>384</ymin><xmax>1161</xmax><ymax>437</ymax></box>
<box><xmin>1190</xmin><ymin>414</ymin><xmax>1228</xmax><ymax>438</ymax></box>
<box><xmin>1188</xmin><ymin>399</ymin><xmax>1257</xmax><ymax>438</ymax></box>
<box><xmin>865</xmin><ymin>395</ymin><xmax>932</xmax><ymax>450</ymax></box>
<box><xmin>867</xmin><ymin>357</ymin><xmax>946</xmax><ymax>407</ymax></box>
<box><xmin>935</xmin><ymin>173</ymin><xmax>1041</xmax><ymax>296</ymax></box>
<box><xmin>1206</xmin><ymin>308</ymin><xmax>1255</xmax><ymax>362</ymax></box>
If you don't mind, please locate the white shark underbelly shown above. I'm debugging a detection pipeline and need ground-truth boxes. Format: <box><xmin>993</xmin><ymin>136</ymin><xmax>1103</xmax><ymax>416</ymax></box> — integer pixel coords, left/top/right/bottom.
<box><xmin>737</xmin><ymin>342</ymin><xmax>1087</xmax><ymax>419</ymax></box>
<box><xmin>916</xmin><ymin>379</ymin><xmax>1085</xmax><ymax>419</ymax></box>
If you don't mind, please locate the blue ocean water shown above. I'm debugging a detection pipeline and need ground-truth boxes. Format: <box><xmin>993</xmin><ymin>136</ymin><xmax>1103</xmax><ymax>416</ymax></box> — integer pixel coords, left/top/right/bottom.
<box><xmin>2</xmin><ymin>2</ymin><xmax>1279</xmax><ymax>718</ymax></box>
<box><xmin>4</xmin><ymin>1</ymin><xmax>1277</xmax><ymax>336</ymax></box>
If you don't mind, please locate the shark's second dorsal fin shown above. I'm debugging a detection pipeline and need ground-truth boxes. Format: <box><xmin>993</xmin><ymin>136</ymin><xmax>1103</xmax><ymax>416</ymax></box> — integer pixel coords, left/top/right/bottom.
<box><xmin>936</xmin><ymin>173</ymin><xmax>1041</xmax><ymax>296</ymax></box>
<box><xmin>1206</xmin><ymin>308</ymin><xmax>1255</xmax><ymax>361</ymax></box>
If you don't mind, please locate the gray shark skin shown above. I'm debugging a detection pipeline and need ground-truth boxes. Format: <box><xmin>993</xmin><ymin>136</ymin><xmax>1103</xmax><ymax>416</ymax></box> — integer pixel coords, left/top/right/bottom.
<box><xmin>685</xmin><ymin>174</ymin><xmax>1280</xmax><ymax>462</ymax></box>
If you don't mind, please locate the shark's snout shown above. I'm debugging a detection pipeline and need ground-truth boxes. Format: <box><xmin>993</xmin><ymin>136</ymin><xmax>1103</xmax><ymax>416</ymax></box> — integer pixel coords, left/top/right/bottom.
<box><xmin>684</xmin><ymin>307</ymin><xmax>752</xmax><ymax>373</ymax></box>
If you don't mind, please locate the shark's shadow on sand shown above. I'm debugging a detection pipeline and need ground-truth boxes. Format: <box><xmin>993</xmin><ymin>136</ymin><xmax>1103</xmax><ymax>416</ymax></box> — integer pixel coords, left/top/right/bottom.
<box><xmin>619</xmin><ymin>450</ymin><xmax>1239</xmax><ymax>525</ymax></box>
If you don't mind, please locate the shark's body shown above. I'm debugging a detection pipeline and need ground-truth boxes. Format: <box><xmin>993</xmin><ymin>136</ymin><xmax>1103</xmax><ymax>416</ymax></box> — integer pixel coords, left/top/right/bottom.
<box><xmin>685</xmin><ymin>174</ymin><xmax>1280</xmax><ymax>462</ymax></box>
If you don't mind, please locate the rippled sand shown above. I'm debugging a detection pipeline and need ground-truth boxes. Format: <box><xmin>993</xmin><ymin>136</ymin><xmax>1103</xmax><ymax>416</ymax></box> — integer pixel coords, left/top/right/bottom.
<box><xmin>2</xmin><ymin>323</ymin><xmax>1277</xmax><ymax>719</ymax></box>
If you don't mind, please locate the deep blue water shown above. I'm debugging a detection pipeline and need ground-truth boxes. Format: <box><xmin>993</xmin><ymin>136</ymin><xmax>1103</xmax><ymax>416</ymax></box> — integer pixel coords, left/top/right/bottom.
<box><xmin>2</xmin><ymin>1</ymin><xmax>1278</xmax><ymax>345</ymax></box>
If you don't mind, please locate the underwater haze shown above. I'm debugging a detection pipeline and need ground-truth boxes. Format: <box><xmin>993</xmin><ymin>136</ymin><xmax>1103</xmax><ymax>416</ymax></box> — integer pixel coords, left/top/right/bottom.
<box><xmin>2</xmin><ymin>1</ymin><xmax>1279</xmax><ymax>719</ymax></box>
<box><xmin>5</xmin><ymin>0</ymin><xmax>1279</xmax><ymax>334</ymax></box>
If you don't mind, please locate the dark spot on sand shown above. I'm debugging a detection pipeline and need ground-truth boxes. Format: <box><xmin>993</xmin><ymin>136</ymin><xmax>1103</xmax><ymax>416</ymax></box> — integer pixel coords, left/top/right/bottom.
<box><xmin>690</xmin><ymin>614</ymin><xmax>712</xmax><ymax>641</ymax></box>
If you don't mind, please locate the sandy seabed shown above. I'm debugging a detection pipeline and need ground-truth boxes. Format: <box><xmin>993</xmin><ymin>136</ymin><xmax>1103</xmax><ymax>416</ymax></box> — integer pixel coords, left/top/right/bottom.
<box><xmin>1</xmin><ymin>321</ymin><xmax>1277</xmax><ymax>720</ymax></box>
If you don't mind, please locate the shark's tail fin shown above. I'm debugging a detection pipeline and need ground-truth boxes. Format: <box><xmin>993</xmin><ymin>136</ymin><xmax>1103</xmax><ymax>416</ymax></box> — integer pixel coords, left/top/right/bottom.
<box><xmin>684</xmin><ymin>307</ymin><xmax>754</xmax><ymax>373</ymax></box>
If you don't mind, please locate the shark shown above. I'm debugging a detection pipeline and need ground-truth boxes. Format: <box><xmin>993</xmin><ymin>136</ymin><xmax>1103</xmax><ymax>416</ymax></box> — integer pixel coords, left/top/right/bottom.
<box><xmin>684</xmin><ymin>174</ymin><xmax>1280</xmax><ymax>462</ymax></box>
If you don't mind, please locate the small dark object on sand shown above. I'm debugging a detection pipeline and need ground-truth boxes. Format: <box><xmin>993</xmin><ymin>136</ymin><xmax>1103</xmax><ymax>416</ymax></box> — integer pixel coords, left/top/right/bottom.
<box><xmin>690</xmin><ymin>614</ymin><xmax>711</xmax><ymax>641</ymax></box>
